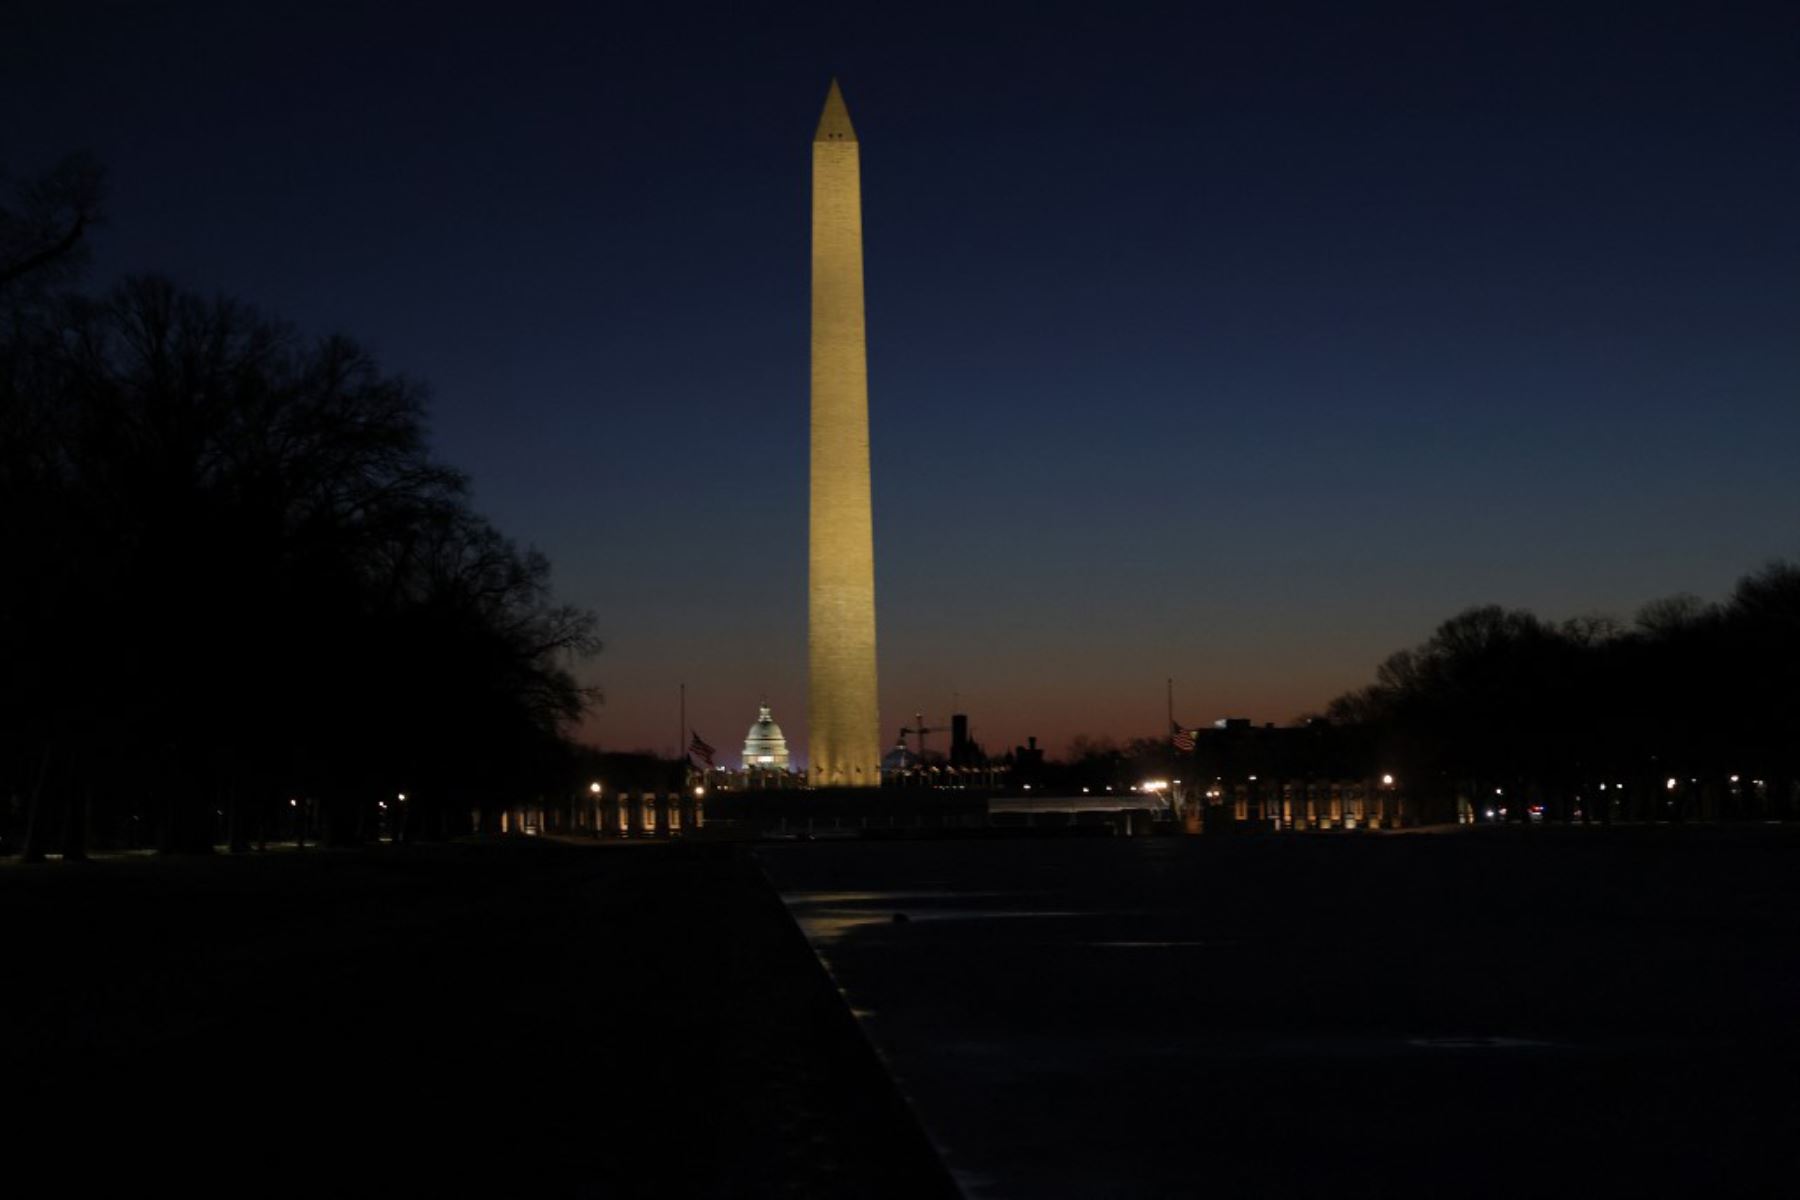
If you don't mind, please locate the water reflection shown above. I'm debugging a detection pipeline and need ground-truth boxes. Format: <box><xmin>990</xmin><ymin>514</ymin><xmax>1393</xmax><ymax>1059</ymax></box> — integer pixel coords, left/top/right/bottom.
<box><xmin>784</xmin><ymin>889</ymin><xmax>1013</xmax><ymax>905</ymax></box>
<box><xmin>757</xmin><ymin>838</ymin><xmax>1783</xmax><ymax>1200</ymax></box>
<box><xmin>782</xmin><ymin>888</ymin><xmax>1136</xmax><ymax>945</ymax></box>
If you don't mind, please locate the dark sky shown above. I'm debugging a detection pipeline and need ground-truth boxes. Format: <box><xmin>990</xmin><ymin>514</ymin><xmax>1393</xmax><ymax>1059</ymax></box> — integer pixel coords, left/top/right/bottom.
<box><xmin>8</xmin><ymin>1</ymin><xmax>1798</xmax><ymax>761</ymax></box>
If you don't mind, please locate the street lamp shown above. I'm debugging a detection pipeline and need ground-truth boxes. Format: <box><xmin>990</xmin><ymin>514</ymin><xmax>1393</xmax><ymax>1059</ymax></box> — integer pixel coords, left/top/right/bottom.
<box><xmin>584</xmin><ymin>782</ymin><xmax>603</xmax><ymax>837</ymax></box>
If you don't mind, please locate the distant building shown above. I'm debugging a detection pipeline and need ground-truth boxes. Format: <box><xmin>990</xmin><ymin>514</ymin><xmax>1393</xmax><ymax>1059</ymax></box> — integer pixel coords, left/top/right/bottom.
<box><xmin>1174</xmin><ymin>716</ymin><xmax>1417</xmax><ymax>830</ymax></box>
<box><xmin>1190</xmin><ymin>717</ymin><xmax>1345</xmax><ymax>782</ymax></box>
<box><xmin>882</xmin><ymin>738</ymin><xmax>922</xmax><ymax>773</ymax></box>
<box><xmin>1010</xmin><ymin>736</ymin><xmax>1046</xmax><ymax>789</ymax></box>
<box><xmin>949</xmin><ymin>713</ymin><xmax>986</xmax><ymax>767</ymax></box>
<box><xmin>741</xmin><ymin>703</ymin><xmax>791</xmax><ymax>771</ymax></box>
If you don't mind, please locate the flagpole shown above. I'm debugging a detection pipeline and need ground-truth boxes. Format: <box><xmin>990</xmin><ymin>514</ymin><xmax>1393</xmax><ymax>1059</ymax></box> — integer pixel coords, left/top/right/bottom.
<box><xmin>1167</xmin><ymin>677</ymin><xmax>1174</xmax><ymax>731</ymax></box>
<box><xmin>679</xmin><ymin>682</ymin><xmax>686</xmax><ymax>782</ymax></box>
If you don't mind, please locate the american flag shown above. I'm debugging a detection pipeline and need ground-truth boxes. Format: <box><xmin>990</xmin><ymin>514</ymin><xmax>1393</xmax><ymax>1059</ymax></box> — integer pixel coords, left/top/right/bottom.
<box><xmin>688</xmin><ymin>731</ymin><xmax>716</xmax><ymax>767</ymax></box>
<box><xmin>1171</xmin><ymin>722</ymin><xmax>1196</xmax><ymax>752</ymax></box>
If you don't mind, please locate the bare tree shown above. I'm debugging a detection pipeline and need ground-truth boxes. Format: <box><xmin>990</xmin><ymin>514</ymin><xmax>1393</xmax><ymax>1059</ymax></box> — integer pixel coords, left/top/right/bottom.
<box><xmin>0</xmin><ymin>154</ymin><xmax>103</xmax><ymax>298</ymax></box>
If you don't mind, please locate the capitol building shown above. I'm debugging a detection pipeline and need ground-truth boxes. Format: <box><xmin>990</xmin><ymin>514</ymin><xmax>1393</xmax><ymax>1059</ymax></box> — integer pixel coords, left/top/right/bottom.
<box><xmin>741</xmin><ymin>703</ymin><xmax>791</xmax><ymax>772</ymax></box>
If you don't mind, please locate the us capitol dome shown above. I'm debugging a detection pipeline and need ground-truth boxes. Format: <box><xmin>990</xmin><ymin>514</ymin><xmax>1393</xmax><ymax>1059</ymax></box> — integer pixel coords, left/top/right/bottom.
<box><xmin>742</xmin><ymin>703</ymin><xmax>790</xmax><ymax>771</ymax></box>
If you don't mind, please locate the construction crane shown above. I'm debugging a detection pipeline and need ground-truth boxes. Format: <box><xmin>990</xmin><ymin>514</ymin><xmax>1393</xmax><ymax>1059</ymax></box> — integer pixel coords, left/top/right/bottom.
<box><xmin>899</xmin><ymin>711</ymin><xmax>948</xmax><ymax>763</ymax></box>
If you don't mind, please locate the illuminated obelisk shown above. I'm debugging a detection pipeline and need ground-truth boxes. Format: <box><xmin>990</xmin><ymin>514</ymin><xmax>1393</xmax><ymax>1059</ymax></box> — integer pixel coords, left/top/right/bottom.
<box><xmin>808</xmin><ymin>78</ymin><xmax>881</xmax><ymax>787</ymax></box>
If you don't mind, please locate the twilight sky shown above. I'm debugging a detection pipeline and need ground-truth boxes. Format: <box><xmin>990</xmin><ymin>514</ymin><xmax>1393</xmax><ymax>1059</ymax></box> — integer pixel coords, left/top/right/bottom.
<box><xmin>7</xmin><ymin>1</ymin><xmax>1798</xmax><ymax>762</ymax></box>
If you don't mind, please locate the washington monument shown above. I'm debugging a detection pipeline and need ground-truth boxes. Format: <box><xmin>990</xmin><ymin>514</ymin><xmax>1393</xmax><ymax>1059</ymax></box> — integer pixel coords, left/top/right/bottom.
<box><xmin>808</xmin><ymin>79</ymin><xmax>881</xmax><ymax>787</ymax></box>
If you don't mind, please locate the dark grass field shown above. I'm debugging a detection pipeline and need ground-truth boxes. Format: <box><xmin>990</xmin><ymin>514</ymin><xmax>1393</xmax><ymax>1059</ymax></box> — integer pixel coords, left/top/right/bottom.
<box><xmin>0</xmin><ymin>838</ymin><xmax>957</xmax><ymax>1198</ymax></box>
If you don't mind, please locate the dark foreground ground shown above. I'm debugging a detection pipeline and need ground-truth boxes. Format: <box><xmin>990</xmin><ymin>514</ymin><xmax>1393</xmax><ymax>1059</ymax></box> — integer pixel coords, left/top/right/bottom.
<box><xmin>761</xmin><ymin>827</ymin><xmax>1800</xmax><ymax>1199</ymax></box>
<box><xmin>10</xmin><ymin>829</ymin><xmax>1800</xmax><ymax>1199</ymax></box>
<box><xmin>0</xmin><ymin>838</ymin><xmax>957</xmax><ymax>1198</ymax></box>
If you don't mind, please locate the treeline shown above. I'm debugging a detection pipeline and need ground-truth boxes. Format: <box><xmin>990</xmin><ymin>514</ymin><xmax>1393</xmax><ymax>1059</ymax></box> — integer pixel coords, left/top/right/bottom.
<box><xmin>1</xmin><ymin>159</ymin><xmax>600</xmax><ymax>857</ymax></box>
<box><xmin>1033</xmin><ymin>562</ymin><xmax>1799</xmax><ymax>826</ymax></box>
<box><xmin>1322</xmin><ymin>564</ymin><xmax>1800</xmax><ymax>822</ymax></box>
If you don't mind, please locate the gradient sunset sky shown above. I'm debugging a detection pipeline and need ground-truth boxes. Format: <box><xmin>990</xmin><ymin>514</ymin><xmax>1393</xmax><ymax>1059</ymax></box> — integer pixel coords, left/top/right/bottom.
<box><xmin>8</xmin><ymin>1</ymin><xmax>1797</xmax><ymax>761</ymax></box>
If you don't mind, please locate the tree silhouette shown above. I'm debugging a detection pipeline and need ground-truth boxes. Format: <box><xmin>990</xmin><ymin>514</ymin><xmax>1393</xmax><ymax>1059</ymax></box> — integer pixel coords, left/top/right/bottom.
<box><xmin>1321</xmin><ymin>565</ymin><xmax>1800</xmax><ymax>824</ymax></box>
<box><xmin>0</xmin><ymin>153</ymin><xmax>103</xmax><ymax>298</ymax></box>
<box><xmin>2</xmin><ymin>273</ymin><xmax>599</xmax><ymax>856</ymax></box>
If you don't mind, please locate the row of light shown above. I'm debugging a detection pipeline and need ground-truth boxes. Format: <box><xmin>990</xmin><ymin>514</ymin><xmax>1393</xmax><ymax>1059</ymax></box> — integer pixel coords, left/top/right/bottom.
<box><xmin>586</xmin><ymin>784</ymin><xmax>705</xmax><ymax>802</ymax></box>
<box><xmin>289</xmin><ymin>792</ymin><xmax>408</xmax><ymax>809</ymax></box>
<box><xmin>1061</xmin><ymin>773</ymin><xmax>1401</xmax><ymax>795</ymax></box>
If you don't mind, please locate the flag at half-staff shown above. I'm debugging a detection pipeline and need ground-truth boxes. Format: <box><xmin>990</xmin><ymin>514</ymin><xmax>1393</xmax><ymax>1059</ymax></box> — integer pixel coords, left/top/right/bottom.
<box><xmin>1170</xmin><ymin>722</ymin><xmax>1196</xmax><ymax>752</ymax></box>
<box><xmin>688</xmin><ymin>732</ymin><xmax>716</xmax><ymax>768</ymax></box>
